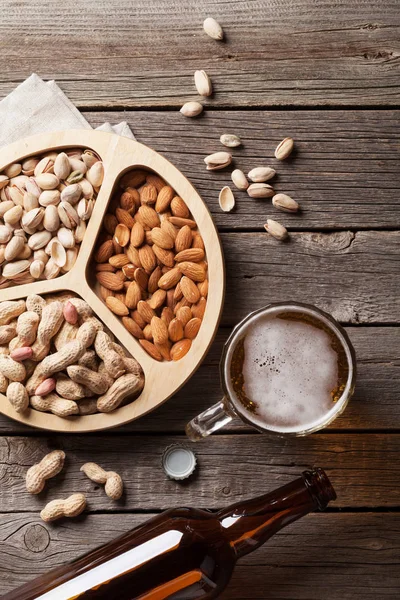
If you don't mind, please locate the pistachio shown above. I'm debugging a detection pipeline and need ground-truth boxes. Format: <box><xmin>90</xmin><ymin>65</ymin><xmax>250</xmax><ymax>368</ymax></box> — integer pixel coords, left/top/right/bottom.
<box><xmin>4</xmin><ymin>164</ymin><xmax>22</xmax><ymax>179</ymax></box>
<box><xmin>0</xmin><ymin>225</ymin><xmax>12</xmax><ymax>244</ymax></box>
<box><xmin>2</xmin><ymin>259</ymin><xmax>30</xmax><ymax>279</ymax></box>
<box><xmin>248</xmin><ymin>167</ymin><xmax>276</xmax><ymax>183</ymax></box>
<box><xmin>275</xmin><ymin>137</ymin><xmax>294</xmax><ymax>160</ymax></box>
<box><xmin>87</xmin><ymin>162</ymin><xmax>104</xmax><ymax>187</ymax></box>
<box><xmin>39</xmin><ymin>189</ymin><xmax>61</xmax><ymax>207</ymax></box>
<box><xmin>57</xmin><ymin>227</ymin><xmax>75</xmax><ymax>249</ymax></box>
<box><xmin>4</xmin><ymin>236</ymin><xmax>25</xmax><ymax>261</ymax></box>
<box><xmin>35</xmin><ymin>173</ymin><xmax>60</xmax><ymax>190</ymax></box>
<box><xmin>60</xmin><ymin>183</ymin><xmax>82</xmax><ymax>205</ymax></box>
<box><xmin>58</xmin><ymin>201</ymin><xmax>79</xmax><ymax>229</ymax></box>
<box><xmin>264</xmin><ymin>219</ymin><xmax>288</xmax><ymax>241</ymax></box>
<box><xmin>44</xmin><ymin>257</ymin><xmax>61</xmax><ymax>280</ymax></box>
<box><xmin>204</xmin><ymin>151</ymin><xmax>232</xmax><ymax>171</ymax></box>
<box><xmin>23</xmin><ymin>191</ymin><xmax>39</xmax><ymax>212</ymax></box>
<box><xmin>194</xmin><ymin>70</ymin><xmax>212</xmax><ymax>96</ymax></box>
<box><xmin>22</xmin><ymin>158</ymin><xmax>39</xmax><ymax>176</ymax></box>
<box><xmin>34</xmin><ymin>157</ymin><xmax>54</xmax><ymax>177</ymax></box>
<box><xmin>247</xmin><ymin>183</ymin><xmax>275</xmax><ymax>198</ymax></box>
<box><xmin>21</xmin><ymin>207</ymin><xmax>45</xmax><ymax>231</ymax></box>
<box><xmin>43</xmin><ymin>205</ymin><xmax>60</xmax><ymax>232</ymax></box>
<box><xmin>53</xmin><ymin>152</ymin><xmax>71</xmax><ymax>180</ymax></box>
<box><xmin>231</xmin><ymin>169</ymin><xmax>249</xmax><ymax>191</ymax></box>
<box><xmin>9</xmin><ymin>186</ymin><xmax>24</xmax><ymax>206</ymax></box>
<box><xmin>0</xmin><ymin>201</ymin><xmax>15</xmax><ymax>218</ymax></box>
<box><xmin>74</xmin><ymin>219</ymin><xmax>86</xmax><ymax>243</ymax></box>
<box><xmin>82</xmin><ymin>151</ymin><xmax>99</xmax><ymax>169</ymax></box>
<box><xmin>0</xmin><ymin>175</ymin><xmax>9</xmax><ymax>190</ymax></box>
<box><xmin>30</xmin><ymin>259</ymin><xmax>45</xmax><ymax>279</ymax></box>
<box><xmin>220</xmin><ymin>133</ymin><xmax>241</xmax><ymax>148</ymax></box>
<box><xmin>66</xmin><ymin>170</ymin><xmax>84</xmax><ymax>184</ymax></box>
<box><xmin>27</xmin><ymin>230</ymin><xmax>52</xmax><ymax>250</ymax></box>
<box><xmin>3</xmin><ymin>205</ymin><xmax>23</xmax><ymax>225</ymax></box>
<box><xmin>77</xmin><ymin>198</ymin><xmax>94</xmax><ymax>221</ymax></box>
<box><xmin>62</xmin><ymin>247</ymin><xmax>78</xmax><ymax>272</ymax></box>
<box><xmin>218</xmin><ymin>186</ymin><xmax>235</xmax><ymax>212</ymax></box>
<box><xmin>180</xmin><ymin>101</ymin><xmax>203</xmax><ymax>118</ymax></box>
<box><xmin>203</xmin><ymin>17</ymin><xmax>224</xmax><ymax>40</ymax></box>
<box><xmin>79</xmin><ymin>178</ymin><xmax>94</xmax><ymax>199</ymax></box>
<box><xmin>272</xmin><ymin>193</ymin><xmax>299</xmax><ymax>213</ymax></box>
<box><xmin>68</xmin><ymin>157</ymin><xmax>87</xmax><ymax>175</ymax></box>
<box><xmin>25</xmin><ymin>177</ymin><xmax>41</xmax><ymax>198</ymax></box>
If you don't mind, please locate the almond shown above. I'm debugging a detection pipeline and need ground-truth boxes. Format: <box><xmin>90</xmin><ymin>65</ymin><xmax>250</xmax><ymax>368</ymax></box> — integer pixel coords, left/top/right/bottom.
<box><xmin>166</xmin><ymin>289</ymin><xmax>175</xmax><ymax>310</ymax></box>
<box><xmin>192</xmin><ymin>232</ymin><xmax>205</xmax><ymax>249</ymax></box>
<box><xmin>96</xmin><ymin>271</ymin><xmax>125</xmax><ymax>291</ymax></box>
<box><xmin>168</xmin><ymin>318</ymin><xmax>184</xmax><ymax>342</ymax></box>
<box><xmin>155</xmin><ymin>341</ymin><xmax>172</xmax><ymax>361</ymax></box>
<box><xmin>143</xmin><ymin>324</ymin><xmax>153</xmax><ymax>341</ymax></box>
<box><xmin>184</xmin><ymin>317</ymin><xmax>202</xmax><ymax>339</ymax></box>
<box><xmin>178</xmin><ymin>261</ymin><xmax>206</xmax><ymax>282</ymax></box>
<box><xmin>151</xmin><ymin>316</ymin><xmax>168</xmax><ymax>345</ymax></box>
<box><xmin>148</xmin><ymin>266</ymin><xmax>162</xmax><ymax>293</ymax></box>
<box><xmin>137</xmin><ymin>205</ymin><xmax>160</xmax><ymax>229</ymax></box>
<box><xmin>169</xmin><ymin>216</ymin><xmax>196</xmax><ymax>229</ymax></box>
<box><xmin>94</xmin><ymin>239</ymin><xmax>114</xmax><ymax>263</ymax></box>
<box><xmin>147</xmin><ymin>289</ymin><xmax>166</xmax><ymax>310</ymax></box>
<box><xmin>152</xmin><ymin>245</ymin><xmax>175</xmax><ymax>267</ymax></box>
<box><xmin>130</xmin><ymin>222</ymin><xmax>145</xmax><ymax>247</ymax></box>
<box><xmin>114</xmin><ymin>224</ymin><xmax>130</xmax><ymax>247</ymax></box>
<box><xmin>170</xmin><ymin>338</ymin><xmax>192</xmax><ymax>361</ymax></box>
<box><xmin>161</xmin><ymin>307</ymin><xmax>174</xmax><ymax>327</ymax></box>
<box><xmin>161</xmin><ymin>219</ymin><xmax>178</xmax><ymax>241</ymax></box>
<box><xmin>134</xmin><ymin>267</ymin><xmax>149</xmax><ymax>290</ymax></box>
<box><xmin>109</xmin><ymin>254</ymin><xmax>130</xmax><ymax>268</ymax></box>
<box><xmin>125</xmin><ymin>281</ymin><xmax>142</xmax><ymax>309</ymax></box>
<box><xmin>151</xmin><ymin>227</ymin><xmax>174</xmax><ymax>249</ymax></box>
<box><xmin>106</xmin><ymin>296</ymin><xmax>129</xmax><ymax>317</ymax></box>
<box><xmin>173</xmin><ymin>282</ymin><xmax>183</xmax><ymax>301</ymax></box>
<box><xmin>140</xmin><ymin>184</ymin><xmax>157</xmax><ymax>205</ymax></box>
<box><xmin>96</xmin><ymin>263</ymin><xmax>115</xmax><ymax>272</ymax></box>
<box><xmin>170</xmin><ymin>196</ymin><xmax>189</xmax><ymax>218</ymax></box>
<box><xmin>145</xmin><ymin>230</ymin><xmax>153</xmax><ymax>245</ymax></box>
<box><xmin>158</xmin><ymin>267</ymin><xmax>182</xmax><ymax>290</ymax></box>
<box><xmin>191</xmin><ymin>297</ymin><xmax>207</xmax><ymax>319</ymax></box>
<box><xmin>139</xmin><ymin>339</ymin><xmax>162</xmax><ymax>361</ymax></box>
<box><xmin>155</xmin><ymin>186</ymin><xmax>174</xmax><ymax>213</ymax></box>
<box><xmin>122</xmin><ymin>264</ymin><xmax>136</xmax><ymax>279</ymax></box>
<box><xmin>132</xmin><ymin>310</ymin><xmax>147</xmax><ymax>329</ymax></box>
<box><xmin>113</xmin><ymin>239</ymin><xmax>123</xmax><ymax>254</ymax></box>
<box><xmin>175</xmin><ymin>248</ymin><xmax>205</xmax><ymax>263</ymax></box>
<box><xmin>146</xmin><ymin>174</ymin><xmax>166</xmax><ymax>193</ymax></box>
<box><xmin>180</xmin><ymin>276</ymin><xmax>201</xmax><ymax>303</ymax></box>
<box><xmin>121</xmin><ymin>170</ymin><xmax>147</xmax><ymax>189</ymax></box>
<box><xmin>120</xmin><ymin>191</ymin><xmax>137</xmax><ymax>213</ymax></box>
<box><xmin>100</xmin><ymin>286</ymin><xmax>114</xmax><ymax>300</ymax></box>
<box><xmin>138</xmin><ymin>245</ymin><xmax>157</xmax><ymax>272</ymax></box>
<box><xmin>126</xmin><ymin>244</ymin><xmax>142</xmax><ymax>268</ymax></box>
<box><xmin>116</xmin><ymin>208</ymin><xmax>135</xmax><ymax>228</ymax></box>
<box><xmin>198</xmin><ymin>279</ymin><xmax>208</xmax><ymax>297</ymax></box>
<box><xmin>176</xmin><ymin>306</ymin><xmax>192</xmax><ymax>326</ymax></box>
<box><xmin>175</xmin><ymin>225</ymin><xmax>192</xmax><ymax>252</ymax></box>
<box><xmin>122</xmin><ymin>316</ymin><xmax>144</xmax><ymax>339</ymax></box>
<box><xmin>104</xmin><ymin>213</ymin><xmax>118</xmax><ymax>235</ymax></box>
<box><xmin>137</xmin><ymin>300</ymin><xmax>156</xmax><ymax>324</ymax></box>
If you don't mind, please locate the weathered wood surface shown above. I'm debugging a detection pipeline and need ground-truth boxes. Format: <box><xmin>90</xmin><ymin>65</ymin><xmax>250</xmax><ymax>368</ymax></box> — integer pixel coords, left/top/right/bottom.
<box><xmin>1</xmin><ymin>512</ymin><xmax>398</xmax><ymax>598</ymax></box>
<box><xmin>1</xmin><ymin>434</ymin><xmax>399</xmax><ymax>511</ymax></box>
<box><xmin>0</xmin><ymin>326</ymin><xmax>398</xmax><ymax>434</ymax></box>
<box><xmin>1</xmin><ymin>1</ymin><xmax>400</xmax><ymax>107</ymax></box>
<box><xmin>85</xmin><ymin>110</ymin><xmax>400</xmax><ymax>230</ymax></box>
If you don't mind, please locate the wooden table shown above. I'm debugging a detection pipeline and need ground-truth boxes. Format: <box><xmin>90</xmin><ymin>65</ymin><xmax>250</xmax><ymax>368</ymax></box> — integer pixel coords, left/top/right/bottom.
<box><xmin>1</xmin><ymin>1</ymin><xmax>399</xmax><ymax>597</ymax></box>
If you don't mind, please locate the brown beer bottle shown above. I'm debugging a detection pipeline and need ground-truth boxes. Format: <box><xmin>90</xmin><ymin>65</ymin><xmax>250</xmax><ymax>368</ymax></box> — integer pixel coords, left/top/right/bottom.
<box><xmin>4</xmin><ymin>468</ymin><xmax>335</xmax><ymax>600</ymax></box>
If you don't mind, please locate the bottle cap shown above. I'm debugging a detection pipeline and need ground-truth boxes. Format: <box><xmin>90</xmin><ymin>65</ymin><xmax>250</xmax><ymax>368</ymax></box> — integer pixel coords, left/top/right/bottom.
<box><xmin>162</xmin><ymin>444</ymin><xmax>197</xmax><ymax>480</ymax></box>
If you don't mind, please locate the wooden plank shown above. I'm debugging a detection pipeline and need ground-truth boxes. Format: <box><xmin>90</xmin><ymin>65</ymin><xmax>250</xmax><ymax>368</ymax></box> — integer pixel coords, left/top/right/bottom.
<box><xmin>1</xmin><ymin>1</ymin><xmax>399</xmax><ymax>107</ymax></box>
<box><xmin>1</xmin><ymin>434</ymin><xmax>399</xmax><ymax>511</ymax></box>
<box><xmin>85</xmin><ymin>110</ymin><xmax>400</xmax><ymax>230</ymax></box>
<box><xmin>0</xmin><ymin>512</ymin><xmax>398</xmax><ymax>597</ymax></box>
<box><xmin>0</xmin><ymin>326</ymin><xmax>398</xmax><ymax>434</ymax></box>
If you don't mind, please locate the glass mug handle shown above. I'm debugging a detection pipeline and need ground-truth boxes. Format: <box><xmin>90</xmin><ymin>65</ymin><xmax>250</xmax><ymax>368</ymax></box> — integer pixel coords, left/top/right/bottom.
<box><xmin>185</xmin><ymin>398</ymin><xmax>234</xmax><ymax>441</ymax></box>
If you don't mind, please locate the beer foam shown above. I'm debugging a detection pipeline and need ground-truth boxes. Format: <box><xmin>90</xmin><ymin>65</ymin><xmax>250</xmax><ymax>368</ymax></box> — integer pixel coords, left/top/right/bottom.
<box><xmin>232</xmin><ymin>314</ymin><xmax>340</xmax><ymax>432</ymax></box>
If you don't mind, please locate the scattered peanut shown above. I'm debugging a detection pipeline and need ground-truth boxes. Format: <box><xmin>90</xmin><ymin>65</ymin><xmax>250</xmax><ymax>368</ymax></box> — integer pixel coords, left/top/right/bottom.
<box><xmin>26</xmin><ymin>450</ymin><xmax>66</xmax><ymax>494</ymax></box>
<box><xmin>40</xmin><ymin>493</ymin><xmax>87</xmax><ymax>522</ymax></box>
<box><xmin>81</xmin><ymin>462</ymin><xmax>124</xmax><ymax>500</ymax></box>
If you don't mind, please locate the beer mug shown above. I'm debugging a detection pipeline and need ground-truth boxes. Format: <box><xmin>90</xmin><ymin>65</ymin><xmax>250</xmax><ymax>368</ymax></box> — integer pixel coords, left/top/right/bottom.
<box><xmin>186</xmin><ymin>302</ymin><xmax>356</xmax><ymax>441</ymax></box>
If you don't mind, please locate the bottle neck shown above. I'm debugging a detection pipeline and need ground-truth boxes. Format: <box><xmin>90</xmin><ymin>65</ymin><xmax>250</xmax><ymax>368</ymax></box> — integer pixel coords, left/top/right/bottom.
<box><xmin>217</xmin><ymin>468</ymin><xmax>336</xmax><ymax>559</ymax></box>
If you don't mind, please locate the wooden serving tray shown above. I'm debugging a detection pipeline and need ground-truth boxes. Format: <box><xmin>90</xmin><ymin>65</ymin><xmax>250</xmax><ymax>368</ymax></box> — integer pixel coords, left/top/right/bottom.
<box><xmin>0</xmin><ymin>130</ymin><xmax>225</xmax><ymax>432</ymax></box>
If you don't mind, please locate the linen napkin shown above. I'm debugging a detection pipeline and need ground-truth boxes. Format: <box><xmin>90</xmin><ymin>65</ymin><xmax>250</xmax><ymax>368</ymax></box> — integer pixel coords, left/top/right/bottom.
<box><xmin>0</xmin><ymin>73</ymin><xmax>135</xmax><ymax>147</ymax></box>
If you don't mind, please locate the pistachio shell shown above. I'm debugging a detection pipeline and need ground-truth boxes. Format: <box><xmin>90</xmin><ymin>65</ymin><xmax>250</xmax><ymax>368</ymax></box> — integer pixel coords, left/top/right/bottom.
<box><xmin>218</xmin><ymin>186</ymin><xmax>235</xmax><ymax>212</ymax></box>
<box><xmin>180</xmin><ymin>102</ymin><xmax>203</xmax><ymax>118</ymax></box>
<box><xmin>203</xmin><ymin>17</ymin><xmax>224</xmax><ymax>40</ymax></box>
<box><xmin>220</xmin><ymin>134</ymin><xmax>242</xmax><ymax>148</ymax></box>
<box><xmin>194</xmin><ymin>70</ymin><xmax>212</xmax><ymax>96</ymax></box>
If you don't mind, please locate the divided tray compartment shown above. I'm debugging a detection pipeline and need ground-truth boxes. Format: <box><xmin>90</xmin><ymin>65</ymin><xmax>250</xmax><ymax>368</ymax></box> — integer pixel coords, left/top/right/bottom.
<box><xmin>0</xmin><ymin>130</ymin><xmax>225</xmax><ymax>432</ymax></box>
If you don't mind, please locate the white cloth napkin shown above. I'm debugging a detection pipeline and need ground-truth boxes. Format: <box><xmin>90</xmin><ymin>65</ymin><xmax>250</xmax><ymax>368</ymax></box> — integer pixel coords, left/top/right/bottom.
<box><xmin>0</xmin><ymin>73</ymin><xmax>135</xmax><ymax>147</ymax></box>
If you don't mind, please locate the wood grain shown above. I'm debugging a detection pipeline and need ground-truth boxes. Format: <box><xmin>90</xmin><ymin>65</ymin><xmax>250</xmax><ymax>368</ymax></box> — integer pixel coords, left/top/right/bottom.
<box><xmin>1</xmin><ymin>434</ymin><xmax>400</xmax><ymax>511</ymax></box>
<box><xmin>0</xmin><ymin>512</ymin><xmax>398</xmax><ymax>597</ymax></box>
<box><xmin>1</xmin><ymin>1</ymin><xmax>399</xmax><ymax>107</ymax></box>
<box><xmin>0</xmin><ymin>326</ymin><xmax>398</xmax><ymax>434</ymax></box>
<box><xmin>85</xmin><ymin>110</ymin><xmax>400</xmax><ymax>230</ymax></box>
